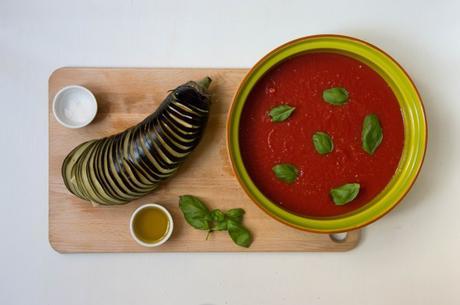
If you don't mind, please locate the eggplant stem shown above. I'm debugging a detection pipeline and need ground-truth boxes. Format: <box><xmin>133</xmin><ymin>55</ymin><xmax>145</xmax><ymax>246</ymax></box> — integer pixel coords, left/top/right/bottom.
<box><xmin>196</xmin><ymin>76</ymin><xmax>212</xmax><ymax>89</ymax></box>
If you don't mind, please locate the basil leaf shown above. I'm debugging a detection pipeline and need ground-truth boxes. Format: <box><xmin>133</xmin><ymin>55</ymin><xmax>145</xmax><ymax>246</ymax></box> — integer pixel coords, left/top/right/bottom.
<box><xmin>209</xmin><ymin>209</ymin><xmax>225</xmax><ymax>222</ymax></box>
<box><xmin>330</xmin><ymin>183</ymin><xmax>360</xmax><ymax>205</ymax></box>
<box><xmin>227</xmin><ymin>219</ymin><xmax>253</xmax><ymax>248</ymax></box>
<box><xmin>209</xmin><ymin>209</ymin><xmax>227</xmax><ymax>231</ymax></box>
<box><xmin>361</xmin><ymin>114</ymin><xmax>383</xmax><ymax>155</ymax></box>
<box><xmin>180</xmin><ymin>215</ymin><xmax>209</xmax><ymax>230</ymax></box>
<box><xmin>211</xmin><ymin>221</ymin><xmax>227</xmax><ymax>231</ymax></box>
<box><xmin>312</xmin><ymin>132</ymin><xmax>334</xmax><ymax>154</ymax></box>
<box><xmin>272</xmin><ymin>163</ymin><xmax>298</xmax><ymax>184</ymax></box>
<box><xmin>179</xmin><ymin>195</ymin><xmax>210</xmax><ymax>230</ymax></box>
<box><xmin>225</xmin><ymin>208</ymin><xmax>245</xmax><ymax>223</ymax></box>
<box><xmin>268</xmin><ymin>104</ymin><xmax>295</xmax><ymax>122</ymax></box>
<box><xmin>179</xmin><ymin>195</ymin><xmax>209</xmax><ymax>217</ymax></box>
<box><xmin>322</xmin><ymin>87</ymin><xmax>349</xmax><ymax>105</ymax></box>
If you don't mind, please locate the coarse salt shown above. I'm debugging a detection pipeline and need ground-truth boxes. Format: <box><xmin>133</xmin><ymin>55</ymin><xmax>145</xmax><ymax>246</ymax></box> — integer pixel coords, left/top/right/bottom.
<box><xmin>63</xmin><ymin>97</ymin><xmax>94</xmax><ymax>124</ymax></box>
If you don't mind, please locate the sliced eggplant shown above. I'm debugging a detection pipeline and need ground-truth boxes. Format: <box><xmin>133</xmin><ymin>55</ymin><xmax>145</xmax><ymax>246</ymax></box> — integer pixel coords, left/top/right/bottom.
<box><xmin>61</xmin><ymin>77</ymin><xmax>212</xmax><ymax>205</ymax></box>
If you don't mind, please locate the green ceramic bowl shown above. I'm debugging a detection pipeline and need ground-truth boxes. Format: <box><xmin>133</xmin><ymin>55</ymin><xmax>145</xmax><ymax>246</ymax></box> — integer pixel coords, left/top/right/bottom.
<box><xmin>227</xmin><ymin>35</ymin><xmax>427</xmax><ymax>233</ymax></box>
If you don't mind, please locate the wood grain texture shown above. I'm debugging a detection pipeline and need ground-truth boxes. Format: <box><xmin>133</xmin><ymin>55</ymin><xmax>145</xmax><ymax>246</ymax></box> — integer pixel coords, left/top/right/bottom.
<box><xmin>49</xmin><ymin>67</ymin><xmax>361</xmax><ymax>253</ymax></box>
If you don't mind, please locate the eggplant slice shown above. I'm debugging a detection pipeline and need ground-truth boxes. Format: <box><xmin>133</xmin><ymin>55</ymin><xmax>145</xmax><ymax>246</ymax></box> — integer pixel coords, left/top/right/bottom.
<box><xmin>62</xmin><ymin>77</ymin><xmax>212</xmax><ymax>205</ymax></box>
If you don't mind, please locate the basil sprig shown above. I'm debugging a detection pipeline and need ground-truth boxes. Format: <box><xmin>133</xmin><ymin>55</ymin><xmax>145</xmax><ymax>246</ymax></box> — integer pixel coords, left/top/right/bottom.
<box><xmin>272</xmin><ymin>163</ymin><xmax>299</xmax><ymax>184</ymax></box>
<box><xmin>179</xmin><ymin>195</ymin><xmax>253</xmax><ymax>248</ymax></box>
<box><xmin>362</xmin><ymin>114</ymin><xmax>383</xmax><ymax>155</ymax></box>
<box><xmin>268</xmin><ymin>104</ymin><xmax>295</xmax><ymax>122</ymax></box>
<box><xmin>312</xmin><ymin>132</ymin><xmax>334</xmax><ymax>154</ymax></box>
<box><xmin>330</xmin><ymin>183</ymin><xmax>360</xmax><ymax>205</ymax></box>
<box><xmin>322</xmin><ymin>87</ymin><xmax>349</xmax><ymax>105</ymax></box>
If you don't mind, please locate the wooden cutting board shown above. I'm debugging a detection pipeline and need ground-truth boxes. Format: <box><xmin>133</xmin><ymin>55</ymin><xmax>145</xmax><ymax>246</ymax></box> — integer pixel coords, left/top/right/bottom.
<box><xmin>49</xmin><ymin>67</ymin><xmax>361</xmax><ymax>253</ymax></box>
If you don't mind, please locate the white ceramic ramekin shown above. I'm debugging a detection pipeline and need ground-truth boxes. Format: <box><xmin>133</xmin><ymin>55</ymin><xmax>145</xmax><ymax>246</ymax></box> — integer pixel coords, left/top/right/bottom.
<box><xmin>129</xmin><ymin>203</ymin><xmax>174</xmax><ymax>248</ymax></box>
<box><xmin>52</xmin><ymin>85</ymin><xmax>97</xmax><ymax>128</ymax></box>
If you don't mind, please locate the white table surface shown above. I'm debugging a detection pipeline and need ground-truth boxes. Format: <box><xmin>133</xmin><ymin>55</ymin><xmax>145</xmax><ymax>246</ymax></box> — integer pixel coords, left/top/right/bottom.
<box><xmin>1</xmin><ymin>0</ymin><xmax>459</xmax><ymax>304</ymax></box>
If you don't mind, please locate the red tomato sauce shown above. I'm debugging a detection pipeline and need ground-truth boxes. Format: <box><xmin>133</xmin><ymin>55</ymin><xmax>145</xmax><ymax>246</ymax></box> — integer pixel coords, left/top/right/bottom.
<box><xmin>239</xmin><ymin>52</ymin><xmax>404</xmax><ymax>217</ymax></box>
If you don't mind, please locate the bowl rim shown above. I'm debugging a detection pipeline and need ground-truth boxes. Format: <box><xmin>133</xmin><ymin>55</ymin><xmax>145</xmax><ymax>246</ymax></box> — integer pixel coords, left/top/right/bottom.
<box><xmin>226</xmin><ymin>34</ymin><xmax>427</xmax><ymax>233</ymax></box>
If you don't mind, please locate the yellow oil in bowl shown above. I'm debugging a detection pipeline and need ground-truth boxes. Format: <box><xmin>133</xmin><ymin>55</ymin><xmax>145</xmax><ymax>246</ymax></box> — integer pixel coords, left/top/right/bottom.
<box><xmin>130</xmin><ymin>204</ymin><xmax>173</xmax><ymax>247</ymax></box>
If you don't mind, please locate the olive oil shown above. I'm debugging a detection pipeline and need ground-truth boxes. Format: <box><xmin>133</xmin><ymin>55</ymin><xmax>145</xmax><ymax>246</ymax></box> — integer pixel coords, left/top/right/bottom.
<box><xmin>132</xmin><ymin>207</ymin><xmax>169</xmax><ymax>243</ymax></box>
